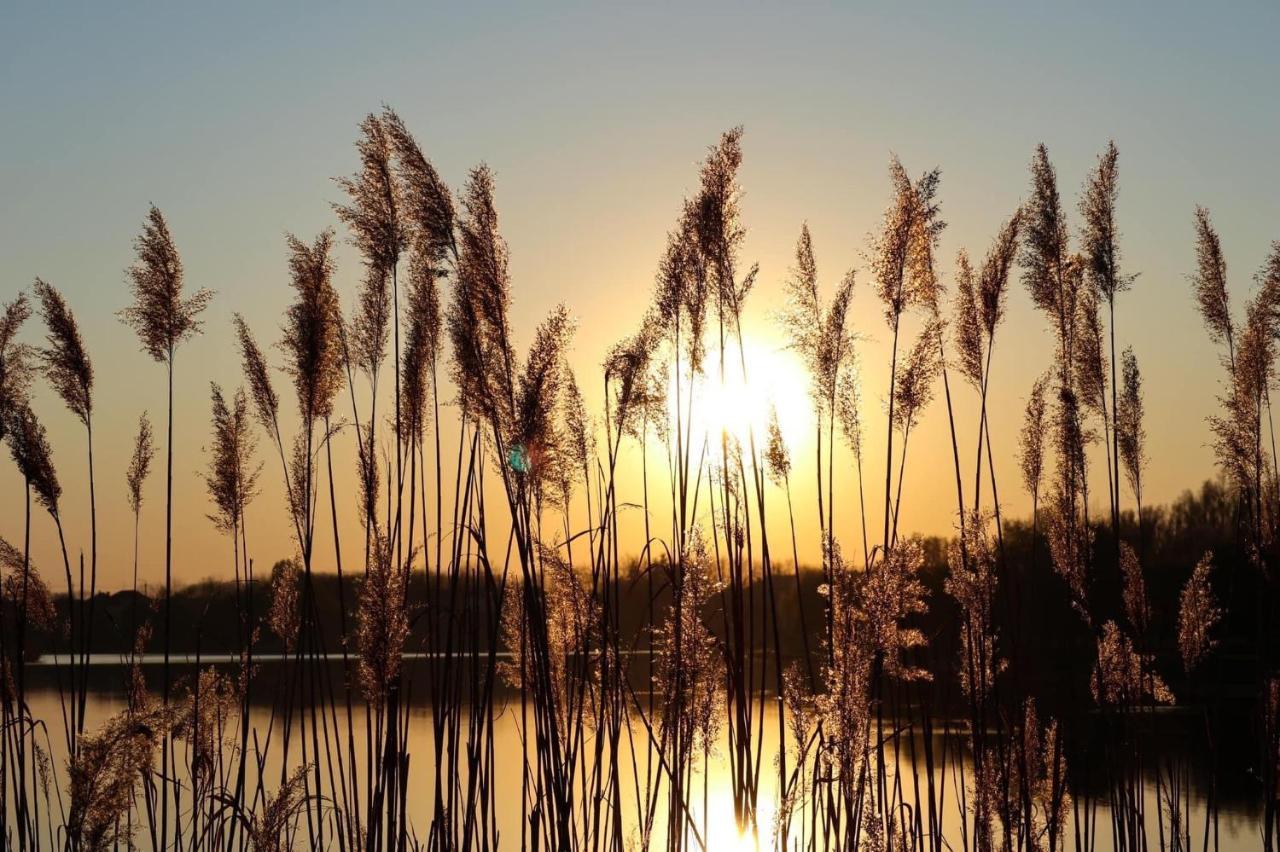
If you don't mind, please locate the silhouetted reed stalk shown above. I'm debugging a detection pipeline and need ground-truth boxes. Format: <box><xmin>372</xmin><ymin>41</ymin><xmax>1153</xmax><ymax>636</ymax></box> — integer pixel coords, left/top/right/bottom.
<box><xmin>120</xmin><ymin>204</ymin><xmax>213</xmax><ymax>850</ymax></box>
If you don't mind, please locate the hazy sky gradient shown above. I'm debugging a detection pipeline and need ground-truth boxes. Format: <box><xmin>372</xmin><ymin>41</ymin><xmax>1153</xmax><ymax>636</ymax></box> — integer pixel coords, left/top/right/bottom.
<box><xmin>3</xmin><ymin>2</ymin><xmax>1279</xmax><ymax>588</ymax></box>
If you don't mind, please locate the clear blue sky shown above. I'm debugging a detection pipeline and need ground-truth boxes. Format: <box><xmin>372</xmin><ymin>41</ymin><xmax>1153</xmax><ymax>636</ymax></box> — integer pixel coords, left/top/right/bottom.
<box><xmin>2</xmin><ymin>2</ymin><xmax>1278</xmax><ymax>585</ymax></box>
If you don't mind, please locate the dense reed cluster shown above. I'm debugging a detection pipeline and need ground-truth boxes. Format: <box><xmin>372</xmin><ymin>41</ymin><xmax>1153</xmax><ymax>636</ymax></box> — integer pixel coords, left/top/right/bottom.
<box><xmin>1</xmin><ymin>109</ymin><xmax>1279</xmax><ymax>852</ymax></box>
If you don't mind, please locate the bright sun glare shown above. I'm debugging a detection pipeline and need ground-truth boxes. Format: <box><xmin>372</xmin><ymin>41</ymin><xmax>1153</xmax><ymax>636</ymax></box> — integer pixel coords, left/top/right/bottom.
<box><xmin>670</xmin><ymin>336</ymin><xmax>812</xmax><ymax>457</ymax></box>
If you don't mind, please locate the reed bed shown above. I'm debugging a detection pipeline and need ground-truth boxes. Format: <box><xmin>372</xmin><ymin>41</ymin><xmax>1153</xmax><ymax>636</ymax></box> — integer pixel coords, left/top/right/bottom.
<box><xmin>0</xmin><ymin>108</ymin><xmax>1277</xmax><ymax>852</ymax></box>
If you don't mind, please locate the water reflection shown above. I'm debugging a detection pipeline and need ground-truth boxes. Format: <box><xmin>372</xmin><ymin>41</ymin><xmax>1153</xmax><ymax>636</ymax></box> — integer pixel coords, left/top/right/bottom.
<box><xmin>15</xmin><ymin>660</ymin><xmax>1265</xmax><ymax>851</ymax></box>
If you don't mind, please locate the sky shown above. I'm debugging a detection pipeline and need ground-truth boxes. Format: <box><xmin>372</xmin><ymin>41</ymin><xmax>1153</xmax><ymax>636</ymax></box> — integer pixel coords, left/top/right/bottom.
<box><xmin>2</xmin><ymin>2</ymin><xmax>1279</xmax><ymax>590</ymax></box>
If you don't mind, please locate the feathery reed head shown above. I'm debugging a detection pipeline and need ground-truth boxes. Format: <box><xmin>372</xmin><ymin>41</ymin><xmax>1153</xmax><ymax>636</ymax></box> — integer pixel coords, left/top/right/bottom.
<box><xmin>1074</xmin><ymin>287</ymin><xmax>1108</xmax><ymax>417</ymax></box>
<box><xmin>1091</xmin><ymin>620</ymin><xmax>1172</xmax><ymax>705</ymax></box>
<box><xmin>953</xmin><ymin>249</ymin><xmax>983</xmax><ymax>387</ymax></box>
<box><xmin>334</xmin><ymin>112</ymin><xmax>404</xmax><ymax>274</ymax></box>
<box><xmin>604</xmin><ymin>316</ymin><xmax>665</xmax><ymax>441</ymax></box>
<box><xmin>357</xmin><ymin>531</ymin><xmax>411</xmax><ymax>706</ymax></box>
<box><xmin>871</xmin><ymin>157</ymin><xmax>943</xmax><ymax>323</ymax></box>
<box><xmin>1117</xmin><ymin>346</ymin><xmax>1146</xmax><ymax>501</ymax></box>
<box><xmin>1192</xmin><ymin>206</ymin><xmax>1232</xmax><ymax>350</ymax></box>
<box><xmin>1019</xmin><ymin>372</ymin><xmax>1050</xmax><ymax>500</ymax></box>
<box><xmin>1045</xmin><ymin>483</ymin><xmax>1091</xmax><ymax>622</ymax></box>
<box><xmin>5</xmin><ymin>403</ymin><xmax>60</xmax><ymax>516</ymax></box>
<box><xmin>267</xmin><ymin>559</ymin><xmax>301</xmax><ymax>652</ymax></box>
<box><xmin>0</xmin><ymin>294</ymin><xmax>35</xmax><ymax>441</ymax></box>
<box><xmin>449</xmin><ymin>163</ymin><xmax>516</xmax><ymax>422</ymax></box>
<box><xmin>781</xmin><ymin>225</ymin><xmax>858</xmax><ymax>420</ymax></box>
<box><xmin>892</xmin><ymin>320</ymin><xmax>942</xmax><ymax>432</ymax></box>
<box><xmin>835</xmin><ymin>362</ymin><xmax>864</xmax><ymax>461</ymax></box>
<box><xmin>1080</xmin><ymin>141</ymin><xmax>1130</xmax><ymax>300</ymax></box>
<box><xmin>120</xmin><ymin>205</ymin><xmax>212</xmax><ymax>363</ymax></box>
<box><xmin>281</xmin><ymin>230</ymin><xmax>345</xmax><ymax>423</ymax></box>
<box><xmin>653</xmin><ymin>209</ymin><xmax>708</xmax><ymax>370</ymax></box>
<box><xmin>351</xmin><ymin>263</ymin><xmax>391</xmax><ymax>385</ymax></box>
<box><xmin>653</xmin><ymin>527</ymin><xmax>725</xmax><ymax>751</ymax></box>
<box><xmin>249</xmin><ymin>764</ymin><xmax>312</xmax><ymax>852</ymax></box>
<box><xmin>0</xmin><ymin>537</ymin><xmax>59</xmax><ymax>631</ymax></box>
<box><xmin>978</xmin><ymin>209</ymin><xmax>1023</xmax><ymax>336</ymax></box>
<box><xmin>233</xmin><ymin>314</ymin><xmax>280</xmax><ymax>436</ymax></box>
<box><xmin>555</xmin><ymin>368</ymin><xmax>593</xmax><ymax>507</ymax></box>
<box><xmin>126</xmin><ymin>411</ymin><xmax>154</xmax><ymax>515</ymax></box>
<box><xmin>67</xmin><ymin>701</ymin><xmax>175</xmax><ymax>852</ymax></box>
<box><xmin>945</xmin><ymin>512</ymin><xmax>1005</xmax><ymax>701</ymax></box>
<box><xmin>400</xmin><ymin>243</ymin><xmax>442</xmax><ymax>442</ymax></box>
<box><xmin>691</xmin><ymin>127</ymin><xmax>750</xmax><ymax>321</ymax></box>
<box><xmin>203</xmin><ymin>383</ymin><xmax>260</xmax><ymax>534</ymax></box>
<box><xmin>1021</xmin><ymin>145</ymin><xmax>1070</xmax><ymax>317</ymax></box>
<box><xmin>356</xmin><ymin>422</ymin><xmax>380</xmax><ymax>529</ymax></box>
<box><xmin>1120</xmin><ymin>542</ymin><xmax>1150</xmax><ymax>636</ymax></box>
<box><xmin>382</xmin><ymin>105</ymin><xmax>456</xmax><ymax>269</ymax></box>
<box><xmin>33</xmin><ymin>278</ymin><xmax>93</xmax><ymax>424</ymax></box>
<box><xmin>1178</xmin><ymin>551</ymin><xmax>1221</xmax><ymax>673</ymax></box>
<box><xmin>511</xmin><ymin>304</ymin><xmax>575</xmax><ymax>492</ymax></box>
<box><xmin>764</xmin><ymin>406</ymin><xmax>790</xmax><ymax>484</ymax></box>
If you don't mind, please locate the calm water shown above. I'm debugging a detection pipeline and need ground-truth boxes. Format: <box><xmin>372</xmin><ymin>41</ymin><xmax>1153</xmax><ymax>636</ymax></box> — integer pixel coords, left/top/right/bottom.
<box><xmin>15</xmin><ymin>658</ymin><xmax>1268</xmax><ymax>851</ymax></box>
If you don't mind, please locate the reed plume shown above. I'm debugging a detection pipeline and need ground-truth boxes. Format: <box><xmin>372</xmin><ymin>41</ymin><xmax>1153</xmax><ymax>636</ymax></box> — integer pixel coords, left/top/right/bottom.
<box><xmin>1074</xmin><ymin>288</ymin><xmax>1108</xmax><ymax>422</ymax></box>
<box><xmin>356</xmin><ymin>532</ymin><xmax>411</xmax><ymax>707</ymax></box>
<box><xmin>604</xmin><ymin>317</ymin><xmax>664</xmax><ymax>441</ymax></box>
<box><xmin>247</xmin><ymin>764</ymin><xmax>312</xmax><ymax>852</ymax></box>
<box><xmin>0</xmin><ymin>294</ymin><xmax>34</xmax><ymax>433</ymax></box>
<box><xmin>857</xmin><ymin>538</ymin><xmax>932</xmax><ymax>681</ymax></box>
<box><xmin>1120</xmin><ymin>541</ymin><xmax>1150</xmax><ymax>636</ymax></box>
<box><xmin>1019</xmin><ymin>372</ymin><xmax>1050</xmax><ymax>501</ymax></box>
<box><xmin>234</xmin><ymin>314</ymin><xmax>280</xmax><ymax>435</ymax></box>
<box><xmin>891</xmin><ymin>319</ymin><xmax>942</xmax><ymax>434</ymax></box>
<box><xmin>174</xmin><ymin>666</ymin><xmax>240</xmax><ymax>789</ymax></box>
<box><xmin>120</xmin><ymin>205</ymin><xmax>213</xmax><ymax>363</ymax></box>
<box><xmin>1091</xmin><ymin>620</ymin><xmax>1172</xmax><ymax>705</ymax></box>
<box><xmin>5</xmin><ymin>404</ymin><xmax>60</xmax><ymax>516</ymax></box>
<box><xmin>267</xmin><ymin>559</ymin><xmax>301</xmax><ymax>652</ymax></box>
<box><xmin>32</xmin><ymin>279</ymin><xmax>92</xmax><ymax>424</ymax></box>
<box><xmin>1117</xmin><ymin>346</ymin><xmax>1146</xmax><ymax>508</ymax></box>
<box><xmin>978</xmin><ymin>210</ymin><xmax>1023</xmax><ymax>341</ymax></box>
<box><xmin>692</xmin><ymin>126</ymin><xmax>757</xmax><ymax>327</ymax></box>
<box><xmin>783</xmin><ymin>226</ymin><xmax>856</xmax><ymax>421</ymax></box>
<box><xmin>203</xmin><ymin>383</ymin><xmax>261</xmax><ymax>533</ymax></box>
<box><xmin>399</xmin><ymin>245</ymin><xmax>442</xmax><ymax>444</ymax></box>
<box><xmin>1080</xmin><ymin>142</ymin><xmax>1129</xmax><ymax>300</ymax></box>
<box><xmin>1191</xmin><ymin>206</ymin><xmax>1233</xmax><ymax>357</ymax></box>
<box><xmin>764</xmin><ymin>409</ymin><xmax>790</xmax><ymax>484</ymax></box>
<box><xmin>871</xmin><ymin>158</ymin><xmax>942</xmax><ymax>324</ymax></box>
<box><xmin>382</xmin><ymin>105</ymin><xmax>456</xmax><ymax>268</ymax></box>
<box><xmin>654</xmin><ymin>528</ymin><xmax>724</xmax><ymax>754</ymax></box>
<box><xmin>281</xmin><ymin>230</ymin><xmax>345</xmax><ymax>426</ymax></box>
<box><xmin>499</xmin><ymin>544</ymin><xmax>599</xmax><ymax>727</ymax></box>
<box><xmin>0</xmin><ymin>538</ymin><xmax>58</xmax><ymax>631</ymax></box>
<box><xmin>334</xmin><ymin>113</ymin><xmax>405</xmax><ymax>276</ymax></box>
<box><xmin>351</xmin><ymin>265</ymin><xmax>392</xmax><ymax>387</ymax></box>
<box><xmin>127</xmin><ymin>412</ymin><xmax>154</xmax><ymax>515</ymax></box>
<box><xmin>510</xmin><ymin>304</ymin><xmax>574</xmax><ymax>495</ymax></box>
<box><xmin>954</xmin><ymin>250</ymin><xmax>983</xmax><ymax>387</ymax></box>
<box><xmin>946</xmin><ymin>512</ymin><xmax>1004</xmax><ymax>702</ymax></box>
<box><xmin>66</xmin><ymin>701</ymin><xmax>175</xmax><ymax>852</ymax></box>
<box><xmin>1178</xmin><ymin>552</ymin><xmax>1221</xmax><ymax>673</ymax></box>
<box><xmin>1021</xmin><ymin>146</ymin><xmax>1071</xmax><ymax>326</ymax></box>
<box><xmin>449</xmin><ymin>164</ymin><xmax>516</xmax><ymax>425</ymax></box>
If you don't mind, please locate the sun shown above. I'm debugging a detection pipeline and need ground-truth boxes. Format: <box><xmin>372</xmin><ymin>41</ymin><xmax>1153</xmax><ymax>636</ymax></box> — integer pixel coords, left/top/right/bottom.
<box><xmin>670</xmin><ymin>334</ymin><xmax>812</xmax><ymax>458</ymax></box>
